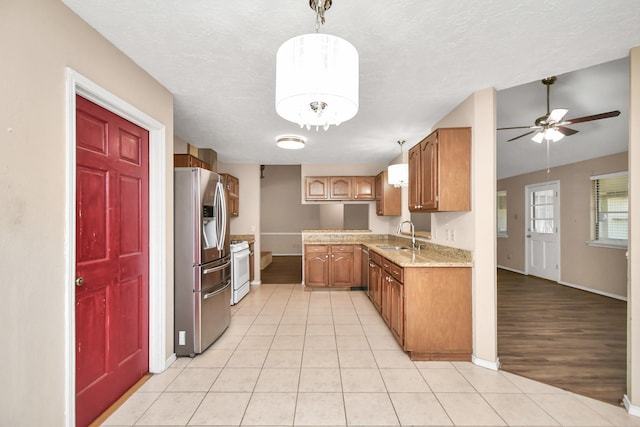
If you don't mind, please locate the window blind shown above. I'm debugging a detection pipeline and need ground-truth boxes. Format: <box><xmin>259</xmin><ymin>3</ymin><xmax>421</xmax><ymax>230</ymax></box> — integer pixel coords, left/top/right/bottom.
<box><xmin>590</xmin><ymin>172</ymin><xmax>628</xmax><ymax>244</ymax></box>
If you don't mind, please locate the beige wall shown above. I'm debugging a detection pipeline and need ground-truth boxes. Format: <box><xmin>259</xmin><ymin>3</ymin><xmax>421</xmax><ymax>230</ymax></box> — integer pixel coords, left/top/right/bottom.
<box><xmin>0</xmin><ymin>0</ymin><xmax>174</xmax><ymax>425</ymax></box>
<box><xmin>627</xmin><ymin>46</ymin><xmax>640</xmax><ymax>410</ymax></box>
<box><xmin>260</xmin><ymin>165</ymin><xmax>321</xmax><ymax>255</ymax></box>
<box><xmin>174</xmin><ymin>135</ymin><xmax>190</xmax><ymax>154</ymax></box>
<box><xmin>218</xmin><ymin>163</ymin><xmax>262</xmax><ymax>282</ymax></box>
<box><xmin>497</xmin><ymin>152</ymin><xmax>628</xmax><ymax>297</ymax></box>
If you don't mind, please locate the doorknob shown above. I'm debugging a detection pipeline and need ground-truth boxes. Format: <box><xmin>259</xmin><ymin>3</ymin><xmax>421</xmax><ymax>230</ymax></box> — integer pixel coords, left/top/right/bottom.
<box><xmin>75</xmin><ymin>277</ymin><xmax>84</xmax><ymax>287</ymax></box>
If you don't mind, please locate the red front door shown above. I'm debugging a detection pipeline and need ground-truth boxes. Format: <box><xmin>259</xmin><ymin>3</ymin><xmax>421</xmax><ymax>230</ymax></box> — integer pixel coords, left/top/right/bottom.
<box><xmin>75</xmin><ymin>95</ymin><xmax>150</xmax><ymax>426</ymax></box>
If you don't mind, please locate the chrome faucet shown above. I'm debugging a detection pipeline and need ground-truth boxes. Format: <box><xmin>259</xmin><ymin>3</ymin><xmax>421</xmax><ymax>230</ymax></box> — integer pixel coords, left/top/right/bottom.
<box><xmin>397</xmin><ymin>220</ymin><xmax>416</xmax><ymax>249</ymax></box>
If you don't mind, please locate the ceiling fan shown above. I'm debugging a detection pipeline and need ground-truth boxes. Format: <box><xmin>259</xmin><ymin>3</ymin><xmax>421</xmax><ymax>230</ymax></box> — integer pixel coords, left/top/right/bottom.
<box><xmin>498</xmin><ymin>76</ymin><xmax>621</xmax><ymax>143</ymax></box>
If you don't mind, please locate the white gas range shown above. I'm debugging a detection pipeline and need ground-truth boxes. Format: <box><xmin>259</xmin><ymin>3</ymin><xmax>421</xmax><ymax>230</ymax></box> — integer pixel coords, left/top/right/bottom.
<box><xmin>229</xmin><ymin>240</ymin><xmax>250</xmax><ymax>305</ymax></box>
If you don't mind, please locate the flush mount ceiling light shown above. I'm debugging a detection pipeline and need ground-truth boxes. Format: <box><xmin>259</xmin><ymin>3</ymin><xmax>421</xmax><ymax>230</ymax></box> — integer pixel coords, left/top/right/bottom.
<box><xmin>276</xmin><ymin>135</ymin><xmax>306</xmax><ymax>150</ymax></box>
<box><xmin>387</xmin><ymin>140</ymin><xmax>408</xmax><ymax>187</ymax></box>
<box><xmin>275</xmin><ymin>0</ymin><xmax>359</xmax><ymax>131</ymax></box>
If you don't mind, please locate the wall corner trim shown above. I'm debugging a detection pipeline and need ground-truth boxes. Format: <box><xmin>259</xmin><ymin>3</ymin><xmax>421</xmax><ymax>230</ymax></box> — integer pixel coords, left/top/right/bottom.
<box><xmin>624</xmin><ymin>395</ymin><xmax>640</xmax><ymax>417</ymax></box>
<box><xmin>472</xmin><ymin>355</ymin><xmax>500</xmax><ymax>371</ymax></box>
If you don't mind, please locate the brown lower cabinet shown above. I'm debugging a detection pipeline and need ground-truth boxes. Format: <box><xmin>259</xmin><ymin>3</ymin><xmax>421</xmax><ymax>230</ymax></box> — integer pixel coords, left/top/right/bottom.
<box><xmin>304</xmin><ymin>244</ymin><xmax>360</xmax><ymax>287</ymax></box>
<box><xmin>248</xmin><ymin>241</ymin><xmax>255</xmax><ymax>283</ymax></box>
<box><xmin>369</xmin><ymin>250</ymin><xmax>471</xmax><ymax>361</ymax></box>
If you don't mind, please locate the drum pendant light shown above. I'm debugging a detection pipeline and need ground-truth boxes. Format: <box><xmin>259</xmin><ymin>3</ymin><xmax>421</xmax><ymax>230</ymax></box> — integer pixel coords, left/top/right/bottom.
<box><xmin>275</xmin><ymin>0</ymin><xmax>359</xmax><ymax>131</ymax></box>
<box><xmin>388</xmin><ymin>140</ymin><xmax>409</xmax><ymax>187</ymax></box>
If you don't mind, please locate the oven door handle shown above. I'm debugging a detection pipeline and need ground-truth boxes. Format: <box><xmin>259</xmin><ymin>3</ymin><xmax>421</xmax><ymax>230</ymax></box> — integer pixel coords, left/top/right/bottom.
<box><xmin>203</xmin><ymin>261</ymin><xmax>231</xmax><ymax>275</ymax></box>
<box><xmin>203</xmin><ymin>279</ymin><xmax>231</xmax><ymax>300</ymax></box>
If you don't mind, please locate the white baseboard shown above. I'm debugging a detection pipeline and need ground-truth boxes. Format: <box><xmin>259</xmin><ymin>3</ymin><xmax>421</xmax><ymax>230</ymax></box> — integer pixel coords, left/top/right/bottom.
<box><xmin>497</xmin><ymin>265</ymin><xmax>526</xmax><ymax>275</ymax></box>
<box><xmin>250</xmin><ymin>280</ymin><xmax>262</xmax><ymax>286</ymax></box>
<box><xmin>164</xmin><ymin>353</ymin><xmax>177</xmax><ymax>371</ymax></box>
<box><xmin>558</xmin><ymin>280</ymin><xmax>627</xmax><ymax>301</ymax></box>
<box><xmin>472</xmin><ymin>355</ymin><xmax>500</xmax><ymax>371</ymax></box>
<box><xmin>624</xmin><ymin>395</ymin><xmax>640</xmax><ymax>417</ymax></box>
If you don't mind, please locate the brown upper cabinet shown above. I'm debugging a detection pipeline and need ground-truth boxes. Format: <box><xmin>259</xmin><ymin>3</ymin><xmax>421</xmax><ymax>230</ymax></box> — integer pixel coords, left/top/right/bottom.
<box><xmin>174</xmin><ymin>154</ymin><xmax>211</xmax><ymax>170</ymax></box>
<box><xmin>408</xmin><ymin>127</ymin><xmax>471</xmax><ymax>212</ymax></box>
<box><xmin>305</xmin><ymin>176</ymin><xmax>376</xmax><ymax>201</ymax></box>
<box><xmin>375</xmin><ymin>170</ymin><xmax>401</xmax><ymax>216</ymax></box>
<box><xmin>330</xmin><ymin>177</ymin><xmax>352</xmax><ymax>199</ymax></box>
<box><xmin>352</xmin><ymin>176</ymin><xmax>375</xmax><ymax>200</ymax></box>
<box><xmin>305</xmin><ymin>177</ymin><xmax>330</xmax><ymax>200</ymax></box>
<box><xmin>221</xmin><ymin>173</ymin><xmax>239</xmax><ymax>216</ymax></box>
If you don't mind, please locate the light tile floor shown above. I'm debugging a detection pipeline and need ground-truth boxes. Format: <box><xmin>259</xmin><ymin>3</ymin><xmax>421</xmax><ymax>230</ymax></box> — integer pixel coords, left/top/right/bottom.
<box><xmin>102</xmin><ymin>283</ymin><xmax>640</xmax><ymax>426</ymax></box>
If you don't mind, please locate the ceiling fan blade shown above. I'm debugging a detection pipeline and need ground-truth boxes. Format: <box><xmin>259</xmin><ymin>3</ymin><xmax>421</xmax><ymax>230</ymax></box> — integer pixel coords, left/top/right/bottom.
<box><xmin>556</xmin><ymin>126</ymin><xmax>579</xmax><ymax>136</ymax></box>
<box><xmin>548</xmin><ymin>108</ymin><xmax>568</xmax><ymax>123</ymax></box>
<box><xmin>506</xmin><ymin>130</ymin><xmax>536</xmax><ymax>142</ymax></box>
<box><xmin>563</xmin><ymin>110</ymin><xmax>621</xmax><ymax>125</ymax></box>
<box><xmin>498</xmin><ymin>125</ymin><xmax>534</xmax><ymax>130</ymax></box>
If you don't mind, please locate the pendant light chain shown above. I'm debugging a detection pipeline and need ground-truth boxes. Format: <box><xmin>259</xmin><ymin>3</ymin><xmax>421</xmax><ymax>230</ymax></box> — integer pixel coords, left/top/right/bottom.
<box><xmin>315</xmin><ymin>1</ymin><xmax>324</xmax><ymax>31</ymax></box>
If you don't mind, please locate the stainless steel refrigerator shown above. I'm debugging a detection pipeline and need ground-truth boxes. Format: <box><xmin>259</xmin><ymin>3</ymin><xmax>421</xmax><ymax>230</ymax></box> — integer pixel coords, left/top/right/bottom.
<box><xmin>174</xmin><ymin>167</ymin><xmax>231</xmax><ymax>357</ymax></box>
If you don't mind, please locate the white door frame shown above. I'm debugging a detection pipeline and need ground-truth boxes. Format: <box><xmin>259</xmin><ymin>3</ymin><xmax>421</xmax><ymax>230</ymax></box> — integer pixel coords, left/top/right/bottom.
<box><xmin>524</xmin><ymin>180</ymin><xmax>561</xmax><ymax>282</ymax></box>
<box><xmin>64</xmin><ymin>68</ymin><xmax>169</xmax><ymax>427</ymax></box>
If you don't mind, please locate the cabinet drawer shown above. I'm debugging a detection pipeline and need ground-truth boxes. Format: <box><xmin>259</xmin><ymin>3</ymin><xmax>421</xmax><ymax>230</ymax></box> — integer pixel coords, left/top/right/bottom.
<box><xmin>331</xmin><ymin>245</ymin><xmax>354</xmax><ymax>253</ymax></box>
<box><xmin>370</xmin><ymin>251</ymin><xmax>381</xmax><ymax>265</ymax></box>
<box><xmin>381</xmin><ymin>258</ymin><xmax>403</xmax><ymax>282</ymax></box>
<box><xmin>388</xmin><ymin>262</ymin><xmax>404</xmax><ymax>283</ymax></box>
<box><xmin>305</xmin><ymin>245</ymin><xmax>328</xmax><ymax>253</ymax></box>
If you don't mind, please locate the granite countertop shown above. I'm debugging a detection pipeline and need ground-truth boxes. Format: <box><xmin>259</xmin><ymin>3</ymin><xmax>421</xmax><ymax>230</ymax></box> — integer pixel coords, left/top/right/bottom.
<box><xmin>230</xmin><ymin>234</ymin><xmax>255</xmax><ymax>243</ymax></box>
<box><xmin>367</xmin><ymin>243</ymin><xmax>472</xmax><ymax>268</ymax></box>
<box><xmin>302</xmin><ymin>231</ymin><xmax>472</xmax><ymax>268</ymax></box>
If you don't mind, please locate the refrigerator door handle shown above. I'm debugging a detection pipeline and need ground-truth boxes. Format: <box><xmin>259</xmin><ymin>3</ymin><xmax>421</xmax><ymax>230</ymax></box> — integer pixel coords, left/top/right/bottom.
<box><xmin>202</xmin><ymin>260</ymin><xmax>231</xmax><ymax>275</ymax></box>
<box><xmin>215</xmin><ymin>182</ymin><xmax>227</xmax><ymax>251</ymax></box>
<box><xmin>203</xmin><ymin>279</ymin><xmax>231</xmax><ymax>300</ymax></box>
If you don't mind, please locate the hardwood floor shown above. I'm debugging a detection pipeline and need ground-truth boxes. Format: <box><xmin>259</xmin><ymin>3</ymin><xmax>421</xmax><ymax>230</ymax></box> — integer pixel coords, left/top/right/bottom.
<box><xmin>261</xmin><ymin>255</ymin><xmax>302</xmax><ymax>284</ymax></box>
<box><xmin>497</xmin><ymin>268</ymin><xmax>627</xmax><ymax>405</ymax></box>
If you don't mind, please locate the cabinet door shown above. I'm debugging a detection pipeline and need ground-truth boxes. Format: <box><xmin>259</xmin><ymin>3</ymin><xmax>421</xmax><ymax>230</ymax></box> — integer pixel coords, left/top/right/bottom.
<box><xmin>408</xmin><ymin>144</ymin><xmax>422</xmax><ymax>211</ymax></box>
<box><xmin>353</xmin><ymin>176</ymin><xmax>375</xmax><ymax>200</ymax></box>
<box><xmin>375</xmin><ymin>173</ymin><xmax>383</xmax><ymax>200</ymax></box>
<box><xmin>390</xmin><ymin>278</ymin><xmax>404</xmax><ymax>346</ymax></box>
<box><xmin>330</xmin><ymin>249</ymin><xmax>354</xmax><ymax>286</ymax></box>
<box><xmin>420</xmin><ymin>133</ymin><xmax>439</xmax><ymax>210</ymax></box>
<box><xmin>369</xmin><ymin>261</ymin><xmax>382</xmax><ymax>311</ymax></box>
<box><xmin>248</xmin><ymin>242</ymin><xmax>255</xmax><ymax>282</ymax></box>
<box><xmin>381</xmin><ymin>275</ymin><xmax>391</xmax><ymax>326</ymax></box>
<box><xmin>305</xmin><ymin>177</ymin><xmax>329</xmax><ymax>200</ymax></box>
<box><xmin>329</xmin><ymin>177</ymin><xmax>352</xmax><ymax>200</ymax></box>
<box><xmin>305</xmin><ymin>247</ymin><xmax>329</xmax><ymax>287</ymax></box>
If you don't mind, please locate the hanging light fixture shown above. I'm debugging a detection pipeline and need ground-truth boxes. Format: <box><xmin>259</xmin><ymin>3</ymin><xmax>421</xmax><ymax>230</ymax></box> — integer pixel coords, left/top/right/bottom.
<box><xmin>387</xmin><ymin>140</ymin><xmax>408</xmax><ymax>187</ymax></box>
<box><xmin>275</xmin><ymin>0</ymin><xmax>359</xmax><ymax>131</ymax></box>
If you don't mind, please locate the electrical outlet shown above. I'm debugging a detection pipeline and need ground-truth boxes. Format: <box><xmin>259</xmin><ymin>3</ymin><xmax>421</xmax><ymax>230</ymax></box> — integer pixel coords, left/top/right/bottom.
<box><xmin>179</xmin><ymin>330</ymin><xmax>186</xmax><ymax>346</ymax></box>
<box><xmin>450</xmin><ymin>229</ymin><xmax>455</xmax><ymax>241</ymax></box>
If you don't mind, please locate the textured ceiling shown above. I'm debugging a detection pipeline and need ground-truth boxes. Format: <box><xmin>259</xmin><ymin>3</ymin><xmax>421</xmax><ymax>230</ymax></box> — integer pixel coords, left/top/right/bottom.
<box><xmin>62</xmin><ymin>0</ymin><xmax>640</xmax><ymax>176</ymax></box>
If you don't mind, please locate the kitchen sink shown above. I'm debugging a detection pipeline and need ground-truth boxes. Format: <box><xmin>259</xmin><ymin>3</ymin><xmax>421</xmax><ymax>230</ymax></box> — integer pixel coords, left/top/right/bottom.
<box><xmin>378</xmin><ymin>246</ymin><xmax>411</xmax><ymax>251</ymax></box>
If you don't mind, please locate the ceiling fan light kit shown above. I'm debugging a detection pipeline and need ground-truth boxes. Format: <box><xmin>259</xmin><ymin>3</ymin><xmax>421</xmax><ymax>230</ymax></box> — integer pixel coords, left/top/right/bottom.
<box><xmin>498</xmin><ymin>76</ymin><xmax>621</xmax><ymax>143</ymax></box>
<box><xmin>275</xmin><ymin>0</ymin><xmax>359</xmax><ymax>131</ymax></box>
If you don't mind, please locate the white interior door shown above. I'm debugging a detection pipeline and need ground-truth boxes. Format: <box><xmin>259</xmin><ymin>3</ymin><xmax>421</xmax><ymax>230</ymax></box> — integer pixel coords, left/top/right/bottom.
<box><xmin>525</xmin><ymin>182</ymin><xmax>560</xmax><ymax>281</ymax></box>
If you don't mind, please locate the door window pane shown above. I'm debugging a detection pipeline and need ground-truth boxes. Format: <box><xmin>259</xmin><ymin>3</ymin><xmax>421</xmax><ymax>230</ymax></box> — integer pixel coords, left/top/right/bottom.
<box><xmin>530</xmin><ymin>189</ymin><xmax>554</xmax><ymax>234</ymax></box>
